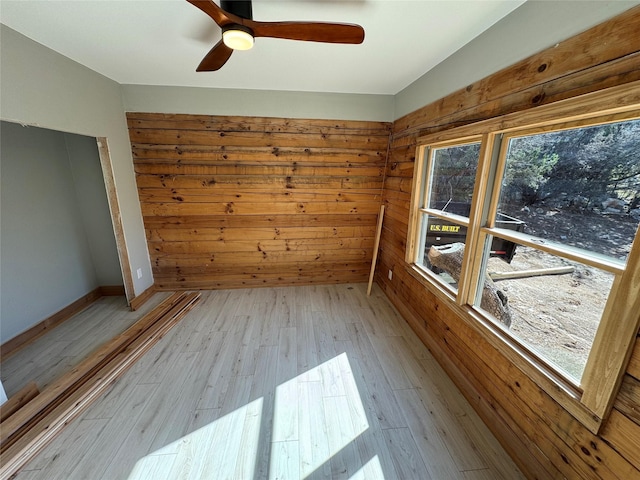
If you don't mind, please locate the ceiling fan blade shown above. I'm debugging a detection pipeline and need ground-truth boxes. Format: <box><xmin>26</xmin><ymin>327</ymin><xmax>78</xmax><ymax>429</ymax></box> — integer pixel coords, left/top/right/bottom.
<box><xmin>196</xmin><ymin>40</ymin><xmax>234</xmax><ymax>71</ymax></box>
<box><xmin>249</xmin><ymin>21</ymin><xmax>364</xmax><ymax>44</ymax></box>
<box><xmin>186</xmin><ymin>0</ymin><xmax>240</xmax><ymax>27</ymax></box>
<box><xmin>186</xmin><ymin>0</ymin><xmax>365</xmax><ymax>73</ymax></box>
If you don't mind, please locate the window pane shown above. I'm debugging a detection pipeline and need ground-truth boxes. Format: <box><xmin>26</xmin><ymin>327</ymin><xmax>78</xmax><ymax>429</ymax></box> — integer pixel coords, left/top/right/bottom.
<box><xmin>428</xmin><ymin>142</ymin><xmax>480</xmax><ymax>212</ymax></box>
<box><xmin>475</xmin><ymin>240</ymin><xmax>614</xmax><ymax>383</ymax></box>
<box><xmin>498</xmin><ymin>118</ymin><xmax>640</xmax><ymax>263</ymax></box>
<box><xmin>417</xmin><ymin>213</ymin><xmax>467</xmax><ymax>291</ymax></box>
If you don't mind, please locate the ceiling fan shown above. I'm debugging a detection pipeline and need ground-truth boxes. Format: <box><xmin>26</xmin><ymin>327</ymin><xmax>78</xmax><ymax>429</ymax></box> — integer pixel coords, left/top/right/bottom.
<box><xmin>187</xmin><ymin>0</ymin><xmax>365</xmax><ymax>71</ymax></box>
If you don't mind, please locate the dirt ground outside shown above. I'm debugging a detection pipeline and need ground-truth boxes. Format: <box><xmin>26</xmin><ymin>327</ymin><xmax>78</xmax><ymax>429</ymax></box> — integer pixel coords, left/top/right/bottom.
<box><xmin>485</xmin><ymin>208</ymin><xmax>639</xmax><ymax>382</ymax></box>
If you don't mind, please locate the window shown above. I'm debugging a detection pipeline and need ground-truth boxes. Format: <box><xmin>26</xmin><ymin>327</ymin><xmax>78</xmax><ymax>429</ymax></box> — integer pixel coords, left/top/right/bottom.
<box><xmin>406</xmin><ymin>89</ymin><xmax>640</xmax><ymax>433</ymax></box>
<box><xmin>414</xmin><ymin>140</ymin><xmax>480</xmax><ymax>292</ymax></box>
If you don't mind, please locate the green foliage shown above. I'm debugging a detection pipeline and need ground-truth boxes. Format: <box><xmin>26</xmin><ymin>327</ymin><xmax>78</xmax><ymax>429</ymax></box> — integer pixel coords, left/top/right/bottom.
<box><xmin>503</xmin><ymin>136</ymin><xmax>558</xmax><ymax>205</ymax></box>
<box><xmin>501</xmin><ymin>118</ymin><xmax>640</xmax><ymax>210</ymax></box>
<box><xmin>429</xmin><ymin>142</ymin><xmax>480</xmax><ymax>209</ymax></box>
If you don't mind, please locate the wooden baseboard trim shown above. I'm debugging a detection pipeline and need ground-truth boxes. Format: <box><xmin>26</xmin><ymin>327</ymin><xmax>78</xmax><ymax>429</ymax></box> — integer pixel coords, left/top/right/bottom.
<box><xmin>99</xmin><ymin>285</ymin><xmax>126</xmax><ymax>296</ymax></box>
<box><xmin>0</xmin><ymin>288</ymin><xmax>103</xmax><ymax>361</ymax></box>
<box><xmin>0</xmin><ymin>292</ymin><xmax>200</xmax><ymax>478</ymax></box>
<box><xmin>129</xmin><ymin>284</ymin><xmax>156</xmax><ymax>311</ymax></box>
<box><xmin>0</xmin><ymin>286</ymin><xmax>130</xmax><ymax>361</ymax></box>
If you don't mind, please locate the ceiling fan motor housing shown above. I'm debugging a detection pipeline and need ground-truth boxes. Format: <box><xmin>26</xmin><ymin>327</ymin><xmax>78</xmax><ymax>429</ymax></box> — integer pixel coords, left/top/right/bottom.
<box><xmin>221</xmin><ymin>0</ymin><xmax>253</xmax><ymax>20</ymax></box>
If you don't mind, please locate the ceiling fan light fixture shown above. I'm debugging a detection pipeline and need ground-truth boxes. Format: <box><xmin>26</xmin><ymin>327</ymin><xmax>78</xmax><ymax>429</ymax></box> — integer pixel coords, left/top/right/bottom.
<box><xmin>188</xmin><ymin>0</ymin><xmax>365</xmax><ymax>72</ymax></box>
<box><xmin>222</xmin><ymin>24</ymin><xmax>254</xmax><ymax>50</ymax></box>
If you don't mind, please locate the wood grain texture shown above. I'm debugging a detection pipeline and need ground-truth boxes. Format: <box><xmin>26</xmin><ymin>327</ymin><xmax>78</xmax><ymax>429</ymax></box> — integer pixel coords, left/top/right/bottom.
<box><xmin>1</xmin><ymin>293</ymin><xmax>188</xmax><ymax>446</ymax></box>
<box><xmin>12</xmin><ymin>284</ymin><xmax>524</xmax><ymax>480</ymax></box>
<box><xmin>129</xmin><ymin>284</ymin><xmax>156</xmax><ymax>311</ymax></box>
<box><xmin>96</xmin><ymin>138</ymin><xmax>136</xmax><ymax>303</ymax></box>
<box><xmin>0</xmin><ymin>292</ymin><xmax>201</xmax><ymax>479</ymax></box>
<box><xmin>129</xmin><ymin>114</ymin><xmax>390</xmax><ymax>290</ymax></box>
<box><xmin>376</xmin><ymin>6</ymin><xmax>640</xmax><ymax>480</ymax></box>
<box><xmin>0</xmin><ymin>383</ymin><xmax>39</xmax><ymax>423</ymax></box>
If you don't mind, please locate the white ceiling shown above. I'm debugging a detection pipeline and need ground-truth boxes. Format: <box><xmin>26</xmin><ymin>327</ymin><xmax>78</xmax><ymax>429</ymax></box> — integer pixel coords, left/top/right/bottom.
<box><xmin>0</xmin><ymin>0</ymin><xmax>525</xmax><ymax>95</ymax></box>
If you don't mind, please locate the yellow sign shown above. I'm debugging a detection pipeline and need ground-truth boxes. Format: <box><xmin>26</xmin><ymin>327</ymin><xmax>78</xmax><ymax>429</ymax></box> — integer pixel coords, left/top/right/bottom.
<box><xmin>429</xmin><ymin>224</ymin><xmax>461</xmax><ymax>233</ymax></box>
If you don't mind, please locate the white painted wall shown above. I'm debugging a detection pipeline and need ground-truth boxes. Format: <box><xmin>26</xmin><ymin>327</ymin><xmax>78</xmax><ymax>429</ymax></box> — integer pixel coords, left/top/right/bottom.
<box><xmin>0</xmin><ymin>380</ymin><xmax>7</xmax><ymax>405</ymax></box>
<box><xmin>394</xmin><ymin>0</ymin><xmax>640</xmax><ymax>120</ymax></box>
<box><xmin>0</xmin><ymin>25</ymin><xmax>153</xmax><ymax>297</ymax></box>
<box><xmin>1</xmin><ymin>122</ymin><xmax>100</xmax><ymax>343</ymax></box>
<box><xmin>65</xmin><ymin>133</ymin><xmax>123</xmax><ymax>285</ymax></box>
<box><xmin>121</xmin><ymin>85</ymin><xmax>394</xmax><ymax>122</ymax></box>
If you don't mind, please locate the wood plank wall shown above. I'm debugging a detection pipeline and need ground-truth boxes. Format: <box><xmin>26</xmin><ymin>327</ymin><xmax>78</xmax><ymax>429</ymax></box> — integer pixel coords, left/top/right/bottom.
<box><xmin>128</xmin><ymin>114</ymin><xmax>390</xmax><ymax>290</ymax></box>
<box><xmin>376</xmin><ymin>6</ymin><xmax>640</xmax><ymax>480</ymax></box>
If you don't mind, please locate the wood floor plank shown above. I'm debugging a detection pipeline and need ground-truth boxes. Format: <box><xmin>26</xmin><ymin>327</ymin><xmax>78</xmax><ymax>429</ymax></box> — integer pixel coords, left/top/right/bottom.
<box><xmin>312</xmin><ymin>313</ymin><xmax>346</xmax><ymax>397</ymax></box>
<box><xmin>187</xmin><ymin>408</ymin><xmax>221</xmax><ymax>432</ymax></box>
<box><xmin>196</xmin><ymin>316</ymin><xmax>249</xmax><ymax>410</ymax></box>
<box><xmin>344</xmin><ymin>323</ymin><xmax>408</xmax><ymax>429</ymax></box>
<box><xmin>234</xmin><ymin>395</ymin><xmax>264</xmax><ymax>479</ymax></box>
<box><xmin>274</xmin><ymin>288</ymin><xmax>294</xmax><ymax>328</ymax></box>
<box><xmin>456</xmin><ymin>408</ymin><xmax>528</xmax><ymax>480</ymax></box>
<box><xmin>145</xmin><ymin>352</ymin><xmax>204</xmax><ymax>453</ymax></box>
<box><xmin>1</xmin><ymin>341</ymin><xmax>71</xmax><ymax>388</ymax></box>
<box><xmin>347</xmin><ymin>453</ymin><xmax>387</xmax><ymax>480</ymax></box>
<box><xmin>366</xmin><ymin>333</ymin><xmax>414</xmax><ymax>391</ymax></box>
<box><xmin>175</xmin><ymin>397</ymin><xmax>246</xmax><ymax>479</ymax></box>
<box><xmin>249</xmin><ymin>345</ymin><xmax>280</xmax><ymax>479</ymax></box>
<box><xmin>220</xmin><ymin>374</ymin><xmax>253</xmax><ymax>416</ymax></box>
<box><xmin>357</xmin><ymin>297</ymin><xmax>406</xmax><ymax>339</ymax></box>
<box><xmin>296</xmin><ymin>307</ymin><xmax>321</xmax><ymax>382</ymax></box>
<box><xmin>126</xmin><ymin>452</ymin><xmax>176</xmax><ymax>480</ymax></box>
<box><xmin>23</xmin><ymin>417</ymin><xmax>109</xmax><ymax>473</ymax></box>
<box><xmin>353</xmin><ymin>427</ymin><xmax>400</xmax><ymax>479</ymax></box>
<box><xmin>383</xmin><ymin>427</ymin><xmax>432</xmax><ymax>480</ymax></box>
<box><xmin>13</xmin><ymin>284</ymin><xmax>523</xmax><ymax>480</ymax></box>
<box><xmin>126</xmin><ymin>333</ymin><xmax>182</xmax><ymax>386</ymax></box>
<box><xmin>9</xmin><ymin>469</ymin><xmax>46</xmax><ymax>480</ymax></box>
<box><xmin>200</xmin><ymin>290</ymin><xmax>241</xmax><ymax>333</ymax></box>
<box><xmin>333</xmin><ymin>345</ymin><xmax>370</xmax><ymax>435</ymax></box>
<box><xmin>273</xmin><ymin>328</ymin><xmax>299</xmax><ymax>443</ymax></box>
<box><xmin>324</xmin><ymin>395</ymin><xmax>363</xmax><ymax>479</ymax></box>
<box><xmin>462</xmin><ymin>468</ymin><xmax>506</xmax><ymax>480</ymax></box>
<box><xmin>166</xmin><ymin>309</ymin><xmax>212</xmax><ymax>353</ymax></box>
<box><xmin>391</xmin><ymin>353</ymin><xmax>491</xmax><ymax>473</ymax></box>
<box><xmin>63</xmin><ymin>383</ymin><xmax>158</xmax><ymax>479</ymax></box>
<box><xmin>276</xmin><ymin>327</ymin><xmax>297</xmax><ymax>384</ymax></box>
<box><xmin>394</xmin><ymin>387</ymin><xmax>463</xmax><ymax>479</ymax></box>
<box><xmin>415</xmin><ymin>386</ymin><xmax>488</xmax><ymax>472</ymax></box>
<box><xmin>97</xmin><ymin>354</ymin><xmax>205</xmax><ymax>479</ymax></box>
<box><xmin>298</xmin><ymin>380</ymin><xmax>331</xmax><ymax>479</ymax></box>
<box><xmin>386</xmin><ymin>334</ymin><xmax>473</xmax><ymax>419</ymax></box>
<box><xmin>260</xmin><ymin>302</ymin><xmax>282</xmax><ymax>347</ymax></box>
<box><xmin>231</xmin><ymin>308</ymin><xmax>262</xmax><ymax>376</ymax></box>
<box><xmin>138</xmin><ymin>408</ymin><xmax>220</xmax><ymax>480</ymax></box>
<box><xmin>269</xmin><ymin>440</ymin><xmax>300</xmax><ymax>480</ymax></box>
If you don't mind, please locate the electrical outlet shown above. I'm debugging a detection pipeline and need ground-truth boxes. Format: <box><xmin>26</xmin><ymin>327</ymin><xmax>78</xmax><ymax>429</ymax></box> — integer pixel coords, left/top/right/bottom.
<box><xmin>137</xmin><ymin>268</ymin><xmax>143</xmax><ymax>279</ymax></box>
<box><xmin>388</xmin><ymin>269</ymin><xmax>393</xmax><ymax>280</ymax></box>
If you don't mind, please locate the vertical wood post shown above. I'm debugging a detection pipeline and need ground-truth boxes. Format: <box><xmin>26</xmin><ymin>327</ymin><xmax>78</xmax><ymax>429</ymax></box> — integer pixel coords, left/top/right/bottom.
<box><xmin>367</xmin><ymin>204</ymin><xmax>385</xmax><ymax>296</ymax></box>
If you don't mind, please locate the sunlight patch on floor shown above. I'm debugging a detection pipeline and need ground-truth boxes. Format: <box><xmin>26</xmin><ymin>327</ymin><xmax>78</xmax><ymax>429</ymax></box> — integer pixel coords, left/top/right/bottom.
<box><xmin>128</xmin><ymin>397</ymin><xmax>263</xmax><ymax>479</ymax></box>
<box><xmin>349</xmin><ymin>455</ymin><xmax>385</xmax><ymax>480</ymax></box>
<box><xmin>128</xmin><ymin>353</ymin><xmax>373</xmax><ymax>479</ymax></box>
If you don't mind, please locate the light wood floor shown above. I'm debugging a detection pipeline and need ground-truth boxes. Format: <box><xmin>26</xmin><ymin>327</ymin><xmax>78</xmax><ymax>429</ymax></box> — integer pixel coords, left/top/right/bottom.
<box><xmin>1</xmin><ymin>293</ymin><xmax>172</xmax><ymax>399</ymax></box>
<box><xmin>13</xmin><ymin>284</ymin><xmax>525</xmax><ymax>480</ymax></box>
